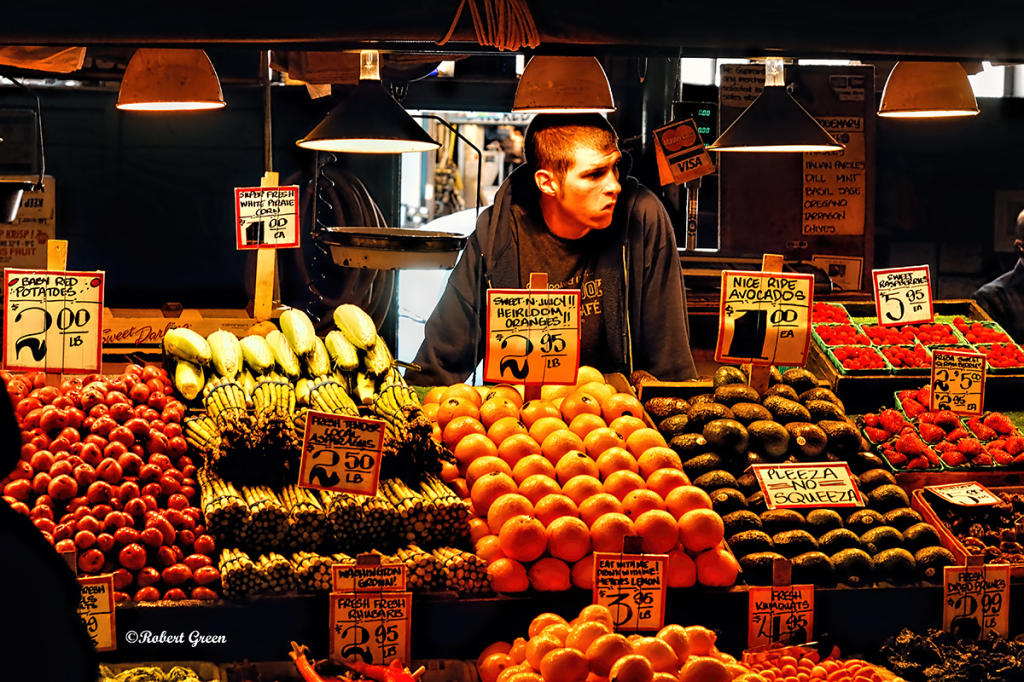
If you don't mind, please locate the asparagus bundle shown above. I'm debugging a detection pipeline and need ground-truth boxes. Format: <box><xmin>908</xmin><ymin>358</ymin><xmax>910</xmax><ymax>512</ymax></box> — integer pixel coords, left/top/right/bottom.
<box><xmin>432</xmin><ymin>547</ymin><xmax>491</xmax><ymax>594</ymax></box>
<box><xmin>419</xmin><ymin>473</ymin><xmax>471</xmax><ymax>546</ymax></box>
<box><xmin>183</xmin><ymin>414</ymin><xmax>221</xmax><ymax>457</ymax></box>
<box><xmin>308</xmin><ymin>375</ymin><xmax>359</xmax><ymax>416</ymax></box>
<box><xmin>219</xmin><ymin>547</ymin><xmax>267</xmax><ymax>598</ymax></box>
<box><xmin>320</xmin><ymin>490</ymin><xmax>369</xmax><ymax>552</ymax></box>
<box><xmin>395</xmin><ymin>545</ymin><xmax>441</xmax><ymax>591</ymax></box>
<box><xmin>252</xmin><ymin>372</ymin><xmax>297</xmax><ymax>418</ymax></box>
<box><xmin>241</xmin><ymin>485</ymin><xmax>289</xmax><ymax>552</ymax></box>
<box><xmin>371</xmin><ymin>383</ymin><xmax>454</xmax><ymax>483</ymax></box>
<box><xmin>281</xmin><ymin>484</ymin><xmax>328</xmax><ymax>551</ymax></box>
<box><xmin>381</xmin><ymin>478</ymin><xmax>436</xmax><ymax>547</ymax></box>
<box><xmin>257</xmin><ymin>552</ymin><xmax>296</xmax><ymax>593</ymax></box>
<box><xmin>198</xmin><ymin>467</ymin><xmax>252</xmax><ymax>543</ymax></box>
<box><xmin>359</xmin><ymin>491</ymin><xmax>401</xmax><ymax>551</ymax></box>
<box><xmin>292</xmin><ymin>551</ymin><xmax>335</xmax><ymax>592</ymax></box>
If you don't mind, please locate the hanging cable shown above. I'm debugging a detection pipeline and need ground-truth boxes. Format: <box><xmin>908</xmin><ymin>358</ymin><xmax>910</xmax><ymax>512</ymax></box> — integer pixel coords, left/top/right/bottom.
<box><xmin>437</xmin><ymin>0</ymin><xmax>540</xmax><ymax>51</ymax></box>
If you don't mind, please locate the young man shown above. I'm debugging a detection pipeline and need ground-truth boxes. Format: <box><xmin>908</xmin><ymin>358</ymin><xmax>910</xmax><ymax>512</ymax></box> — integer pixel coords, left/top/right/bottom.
<box><xmin>974</xmin><ymin>209</ymin><xmax>1024</xmax><ymax>342</ymax></box>
<box><xmin>405</xmin><ymin>113</ymin><xmax>697</xmax><ymax>385</ymax></box>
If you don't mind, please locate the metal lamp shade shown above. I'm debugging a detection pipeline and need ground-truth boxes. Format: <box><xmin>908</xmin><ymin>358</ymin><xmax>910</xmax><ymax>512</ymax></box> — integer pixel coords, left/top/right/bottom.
<box><xmin>878</xmin><ymin>61</ymin><xmax>980</xmax><ymax>118</ymax></box>
<box><xmin>117</xmin><ymin>49</ymin><xmax>226</xmax><ymax>111</ymax></box>
<box><xmin>296</xmin><ymin>79</ymin><xmax>439</xmax><ymax>154</ymax></box>
<box><xmin>0</xmin><ymin>182</ymin><xmax>34</xmax><ymax>224</ymax></box>
<box><xmin>707</xmin><ymin>86</ymin><xmax>844</xmax><ymax>152</ymax></box>
<box><xmin>513</xmin><ymin>56</ymin><xmax>615</xmax><ymax>113</ymax></box>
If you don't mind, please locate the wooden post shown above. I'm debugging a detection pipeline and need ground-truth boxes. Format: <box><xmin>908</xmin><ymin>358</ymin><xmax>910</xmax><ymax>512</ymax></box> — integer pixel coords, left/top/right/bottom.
<box><xmin>750</xmin><ymin>254</ymin><xmax>785</xmax><ymax>396</ymax></box>
<box><xmin>253</xmin><ymin>172</ymin><xmax>279</xmax><ymax>322</ymax></box>
<box><xmin>47</xmin><ymin>239</ymin><xmax>67</xmax><ymax>271</ymax></box>
<box><xmin>523</xmin><ymin>272</ymin><xmax>549</xmax><ymax>403</ymax></box>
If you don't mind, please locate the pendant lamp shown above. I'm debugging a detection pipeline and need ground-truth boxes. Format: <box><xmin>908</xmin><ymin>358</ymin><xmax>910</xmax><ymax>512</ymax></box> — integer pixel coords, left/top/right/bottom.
<box><xmin>296</xmin><ymin>50</ymin><xmax>439</xmax><ymax>154</ymax></box>
<box><xmin>878</xmin><ymin>62</ymin><xmax>980</xmax><ymax>118</ymax></box>
<box><xmin>117</xmin><ymin>48</ymin><xmax>226</xmax><ymax>111</ymax></box>
<box><xmin>707</xmin><ymin>58</ymin><xmax>844</xmax><ymax>152</ymax></box>
<box><xmin>512</xmin><ymin>56</ymin><xmax>615</xmax><ymax>113</ymax></box>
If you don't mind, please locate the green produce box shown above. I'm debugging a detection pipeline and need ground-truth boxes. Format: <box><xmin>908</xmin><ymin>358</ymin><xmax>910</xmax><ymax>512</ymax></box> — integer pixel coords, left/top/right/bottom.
<box><xmin>823</xmin><ymin>344</ymin><xmax>894</xmax><ymax>376</ymax></box>
<box><xmin>877</xmin><ymin>344</ymin><xmax>932</xmax><ymax>376</ymax></box>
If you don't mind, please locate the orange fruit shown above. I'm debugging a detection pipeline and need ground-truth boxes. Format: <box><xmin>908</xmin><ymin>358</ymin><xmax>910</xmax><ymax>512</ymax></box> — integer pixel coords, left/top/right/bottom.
<box><xmin>666</xmin><ymin>548</ymin><xmax>697</xmax><ymax>588</ymax></box>
<box><xmin>542</xmin><ymin>430</ymin><xmax>587</xmax><ymax>466</ymax></box>
<box><xmin>578</xmin><ymin>605</ymin><xmax>615</xmax><ymax>630</ymax></box>
<box><xmin>603</xmin><ymin>470</ymin><xmax>647</xmax><ymax>501</ymax></box>
<box><xmin>678</xmin><ymin>659</ymin><xmax>729</xmax><ymax>682</ymax></box>
<box><xmin>555</xmin><ymin>451</ymin><xmax>601</xmax><ymax>484</ymax></box>
<box><xmin>624</xmin><ymin>428</ymin><xmax>668</xmax><ymax>457</ymax></box>
<box><xmin>600</xmin><ymin>393</ymin><xmax>645</xmax><ymax>423</ymax></box>
<box><xmin>561</xmin><ymin>392</ymin><xmax>604</xmax><ymax>422</ymax></box>
<box><xmin>542</xmin><ymin>623</ymin><xmax>571</xmax><ymax>644</ymax></box>
<box><xmin>694</xmin><ymin>545</ymin><xmax>740</xmax><ymax>587</ymax></box>
<box><xmin>424</xmin><ymin>386</ymin><xmax>447</xmax><ymax>404</ymax></box>
<box><xmin>509</xmin><ymin>672</ymin><xmax>545</xmax><ymax>682</ymax></box>
<box><xmin>684</xmin><ymin>626</ymin><xmax>717</xmax><ymax>656</ymax></box>
<box><xmin>575</xmin><ymin>366</ymin><xmax>605</xmax><ymax>385</ymax></box>
<box><xmin>475</xmin><ymin>534</ymin><xmax>507</xmax><ymax>564</ymax></box>
<box><xmin>528</xmin><ymin>634</ymin><xmax>566</xmax><ymax>671</ymax></box>
<box><xmin>542</xmin><ymin>384</ymin><xmax>576</xmax><ymax>402</ymax></box>
<box><xmin>443</xmin><ymin>415</ymin><xmax>488</xmax><ymax>450</ymax></box>
<box><xmin>651</xmin><ymin>674</ymin><xmax>678</xmax><ymax>682</ymax></box>
<box><xmin>636</xmin><ymin>447</ymin><xmax>683</xmax><ymax>479</ymax></box>
<box><xmin>437</xmin><ymin>396</ymin><xmax>482</xmax><ymax>429</ymax></box>
<box><xmin>509</xmin><ymin>637</ymin><xmax>529</xmax><ymax>664</ymax></box>
<box><xmin>450</xmin><ymin>477</ymin><xmax>470</xmax><ymax>499</ymax></box>
<box><xmin>489</xmin><ymin>416</ymin><xmax>530</xmax><ymax>446</ymax></box>
<box><xmin>520</xmin><ymin>474</ymin><xmax>563</xmax><ymax>505</ymax></box>
<box><xmin>521</xmin><ymin>400</ymin><xmax>562</xmax><ymax>428</ymax></box>
<box><xmin>583</xmin><ymin>427</ymin><xmax>627</xmax><ymax>459</ymax></box>
<box><xmin>498</xmin><ymin>663</ymin><xmax>527</xmax><ymax>682</ymax></box>
<box><xmin>531</xmin><ymin>417</ymin><xmax>572</xmax><ymax>446</ymax></box>
<box><xmin>547</xmin><ymin>516</ymin><xmax>592</xmax><ymax>562</ymax></box>
<box><xmin>646</xmin><ymin>469</ymin><xmax>691</xmax><ymax>499</ymax></box>
<box><xmin>482</xmin><ymin>654</ymin><xmax>518</xmax><ymax>682</ymax></box>
<box><xmin>655</xmin><ymin>624</ymin><xmax>691</xmax><ymax>666</ymax></box>
<box><xmin>422</xmin><ymin>403</ymin><xmax>440</xmax><ymax>421</ymax></box>
<box><xmin>608</xmin><ymin>416</ymin><xmax>647</xmax><ymax>443</ymax></box>
<box><xmin>499</xmin><ymin>514</ymin><xmax>548</xmax><ymax>562</ymax></box>
<box><xmin>677</xmin><ymin>508</ymin><xmax>725</xmax><ymax>553</ymax></box>
<box><xmin>622</xmin><ymin>489</ymin><xmax>666</xmax><ymax>519</ymax></box>
<box><xmin>570</xmin><ymin>413</ymin><xmax>608</xmax><ymax>440</ymax></box>
<box><xmin>513</xmin><ymin>454</ymin><xmax>558</xmax><ymax>484</ymax></box>
<box><xmin>578</xmin><ymin>493</ymin><xmax>624</xmax><ymax>526</ymax></box>
<box><xmin>469</xmin><ymin>517</ymin><xmax>491</xmax><ymax>543</ymax></box>
<box><xmin>578</xmin><ymin>381</ymin><xmax>616</xmax><ymax>402</ymax></box>
<box><xmin>455</xmin><ymin>432</ymin><xmax>500</xmax><ymax>474</ymax></box>
<box><xmin>595</xmin><ymin>447</ymin><xmax>639</xmax><ymax>479</ymax></box>
<box><xmin>442</xmin><ymin>383</ymin><xmax>484</xmax><ymax>407</ymax></box>
<box><xmin>566</xmin><ymin>619</ymin><xmax>611</xmax><ymax>653</ymax></box>
<box><xmin>665</xmin><ymin>486</ymin><xmax>713</xmax><ymax>520</ymax></box>
<box><xmin>589</xmin><ymin>513</ymin><xmax>637</xmax><ymax>553</ymax></box>
<box><xmin>471</xmin><ymin>471</ymin><xmax>519</xmax><ymax>516</ymax></box>
<box><xmin>535</xmin><ymin>494</ymin><xmax>580</xmax><ymax>526</ymax></box>
<box><xmin>633</xmin><ymin>510</ymin><xmax>679</xmax><ymax>553</ymax></box>
<box><xmin>585</xmin><ymin>633</ymin><xmax>634</xmax><ymax>677</ymax></box>
<box><xmin>488</xmin><ymin>557</ymin><xmax>530</xmax><ymax>592</ymax></box>
<box><xmin>571</xmin><ymin>555</ymin><xmax>595</xmax><ymax>590</ymax></box>
<box><xmin>488</xmin><ymin>493</ymin><xmax>536</xmax><ymax>534</ymax></box>
<box><xmin>481</xmin><ymin>397</ymin><xmax>522</xmax><ymax>430</ymax></box>
<box><xmin>480</xmin><ymin>642</ymin><xmax>514</xmax><ymax>667</ymax></box>
<box><xmin>609</xmin><ymin>654</ymin><xmax>655</xmax><ymax>682</ymax></box>
<box><xmin>431</xmin><ymin>422</ymin><xmax>443</xmax><ymax>442</ymax></box>
<box><xmin>486</xmin><ymin>384</ymin><xmax>525</xmax><ymax>410</ymax></box>
<box><xmin>561</xmin><ymin>475</ymin><xmax>605</xmax><ymax>506</ymax></box>
<box><xmin>529</xmin><ymin>557</ymin><xmax>572</xmax><ymax>592</ymax></box>
<box><xmin>529</xmin><ymin>613</ymin><xmax>571</xmax><ymax>638</ymax></box>
<box><xmin>468</xmin><ymin>455</ymin><xmax>514</xmax><ymax>490</ymax></box>
<box><xmin>441</xmin><ymin>460</ymin><xmax>460</xmax><ymax>484</ymax></box>
<box><xmin>500</xmin><ymin>433</ymin><xmax>544</xmax><ymax>468</ymax></box>
<box><xmin>541</xmin><ymin>647</ymin><xmax>590</xmax><ymax>682</ymax></box>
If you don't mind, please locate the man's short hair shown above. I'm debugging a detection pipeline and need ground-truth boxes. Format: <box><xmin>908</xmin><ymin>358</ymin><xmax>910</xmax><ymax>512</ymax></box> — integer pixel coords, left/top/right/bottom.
<box><xmin>525</xmin><ymin>113</ymin><xmax>618</xmax><ymax>181</ymax></box>
<box><xmin>1016</xmin><ymin>208</ymin><xmax>1024</xmax><ymax>241</ymax></box>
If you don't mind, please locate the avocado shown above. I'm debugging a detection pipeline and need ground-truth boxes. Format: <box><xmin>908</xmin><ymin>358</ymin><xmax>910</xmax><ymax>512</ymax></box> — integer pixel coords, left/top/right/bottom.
<box><xmin>883</xmin><ymin>508</ymin><xmax>924</xmax><ymax>532</ymax></box>
<box><xmin>687</xmin><ymin>403</ymin><xmax>735</xmax><ymax>431</ymax></box>
<box><xmin>915</xmin><ymin>546</ymin><xmax>956</xmax><ymax>582</ymax></box>
<box><xmin>805</xmin><ymin>400</ymin><xmax>847</xmax><ymax>422</ymax></box>
<box><xmin>764</xmin><ymin>396</ymin><xmax>813</xmax><ymax>423</ymax></box>
<box><xmin>860</xmin><ymin>526</ymin><xmax>904</xmax><ymax>554</ymax></box>
<box><xmin>728</xmin><ymin>529</ymin><xmax>774</xmax><ymax>557</ymax></box>
<box><xmin>806</xmin><ymin>509</ymin><xmax>844</xmax><ymax>536</ymax></box>
<box><xmin>738</xmin><ymin>551</ymin><xmax>787</xmax><ymax>585</ymax></box>
<box><xmin>714</xmin><ymin>384</ymin><xmax>761</xmax><ymax>407</ymax></box>
<box><xmin>644</xmin><ymin>396</ymin><xmax>691</xmax><ymax>421</ymax></box>
<box><xmin>658</xmin><ymin>414</ymin><xmax>691</xmax><ymax>439</ymax></box>
<box><xmin>817</xmin><ymin>420</ymin><xmax>863</xmax><ymax>456</ymax></box>
<box><xmin>769</xmin><ymin>365</ymin><xmax>784</xmax><ymax>386</ymax></box>
<box><xmin>764</xmin><ymin>384</ymin><xmax>800</xmax><ymax>401</ymax></box>
<box><xmin>736</xmin><ymin>471</ymin><xmax>761</xmax><ymax>496</ymax></box>
<box><xmin>693</xmin><ymin>469</ymin><xmax>739</xmax><ymax>492</ymax></box>
<box><xmin>670</xmin><ymin>433</ymin><xmax>711</xmax><ymax>459</ymax></box>
<box><xmin>722</xmin><ymin>509</ymin><xmax>763</xmax><ymax>536</ymax></box>
<box><xmin>760</xmin><ymin>509</ymin><xmax>807</xmax><ymax>535</ymax></box>
<box><xmin>831</xmin><ymin>548</ymin><xmax>875</xmax><ymax>587</ymax></box>
<box><xmin>748</xmin><ymin>420</ymin><xmax>791</xmax><ymax>458</ymax></box>
<box><xmin>681</xmin><ymin>452</ymin><xmax>724</xmax><ymax>479</ymax></box>
<box><xmin>845</xmin><ymin>451</ymin><xmax>888</xmax><ymax>475</ymax></box>
<box><xmin>873</xmin><ymin>547</ymin><xmax>917</xmax><ymax>584</ymax></box>
<box><xmin>902</xmin><ymin>522</ymin><xmax>942</xmax><ymax>553</ymax></box>
<box><xmin>772</xmin><ymin>529</ymin><xmax>819</xmax><ymax>558</ymax></box>
<box><xmin>731</xmin><ymin>402</ymin><xmax>773</xmax><ymax>426</ymax></box>
<box><xmin>785</xmin><ymin>422</ymin><xmax>828</xmax><ymax>460</ymax></box>
<box><xmin>704</xmin><ymin>419</ymin><xmax>750</xmax><ymax>456</ymax></box>
<box><xmin>867</xmin><ymin>484</ymin><xmax>911</xmax><ymax>513</ymax></box>
<box><xmin>799</xmin><ymin>387</ymin><xmax>846</xmax><ymax>413</ymax></box>
<box><xmin>711</xmin><ymin>487</ymin><xmax>748</xmax><ymax>516</ymax></box>
<box><xmin>791</xmin><ymin>551</ymin><xmax>836</xmax><ymax>586</ymax></box>
<box><xmin>746</xmin><ymin>491</ymin><xmax>768</xmax><ymax>514</ymax></box>
<box><xmin>713</xmin><ymin>365</ymin><xmax>748</xmax><ymax>388</ymax></box>
<box><xmin>818</xmin><ymin>528</ymin><xmax>863</xmax><ymax>554</ymax></box>
<box><xmin>782</xmin><ymin>368</ymin><xmax>819</xmax><ymax>395</ymax></box>
<box><xmin>845</xmin><ymin>509</ymin><xmax>886</xmax><ymax>533</ymax></box>
<box><xmin>690</xmin><ymin>393</ymin><xmax>716</xmax><ymax>405</ymax></box>
<box><xmin>858</xmin><ymin>469</ymin><xmax>898</xmax><ymax>493</ymax></box>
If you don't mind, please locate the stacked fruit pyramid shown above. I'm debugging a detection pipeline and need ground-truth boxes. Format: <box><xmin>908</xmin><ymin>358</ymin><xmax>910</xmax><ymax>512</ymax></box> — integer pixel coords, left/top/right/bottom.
<box><xmin>423</xmin><ymin>367</ymin><xmax>739</xmax><ymax>593</ymax></box>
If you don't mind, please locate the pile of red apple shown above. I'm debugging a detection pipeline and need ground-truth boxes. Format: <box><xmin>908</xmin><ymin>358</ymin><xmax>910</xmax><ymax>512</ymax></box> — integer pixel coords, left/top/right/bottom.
<box><xmin>0</xmin><ymin>366</ymin><xmax>219</xmax><ymax>603</ymax></box>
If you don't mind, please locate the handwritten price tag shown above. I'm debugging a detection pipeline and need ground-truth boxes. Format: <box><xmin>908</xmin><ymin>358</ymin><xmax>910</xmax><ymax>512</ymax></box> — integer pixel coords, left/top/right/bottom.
<box><xmin>715</xmin><ymin>271</ymin><xmax>813</xmax><ymax>367</ymax></box>
<box><xmin>592</xmin><ymin>553</ymin><xmax>667</xmax><ymax>632</ymax></box>
<box><xmin>751</xmin><ymin>463</ymin><xmax>864</xmax><ymax>511</ymax></box>
<box><xmin>3</xmin><ymin>269</ymin><xmax>104</xmax><ymax>373</ymax></box>
<box><xmin>299</xmin><ymin>411</ymin><xmax>385</xmax><ymax>496</ymax></box>
<box><xmin>330</xmin><ymin>591</ymin><xmax>411</xmax><ymax>664</ymax></box>
<box><xmin>930</xmin><ymin>350</ymin><xmax>986</xmax><ymax>416</ymax></box>
<box><xmin>77</xmin><ymin>574</ymin><xmax>115</xmax><ymax>652</ymax></box>
<box><xmin>332</xmin><ymin>563</ymin><xmax>407</xmax><ymax>592</ymax></box>
<box><xmin>943</xmin><ymin>564</ymin><xmax>1010</xmax><ymax>639</ymax></box>
<box><xmin>925</xmin><ymin>481</ymin><xmax>1001</xmax><ymax>507</ymax></box>
<box><xmin>484</xmin><ymin>288</ymin><xmax>580</xmax><ymax>386</ymax></box>
<box><xmin>747</xmin><ymin>585</ymin><xmax>814</xmax><ymax>649</ymax></box>
<box><xmin>872</xmin><ymin>266</ymin><xmax>934</xmax><ymax>326</ymax></box>
<box><xmin>235</xmin><ymin>185</ymin><xmax>300</xmax><ymax>249</ymax></box>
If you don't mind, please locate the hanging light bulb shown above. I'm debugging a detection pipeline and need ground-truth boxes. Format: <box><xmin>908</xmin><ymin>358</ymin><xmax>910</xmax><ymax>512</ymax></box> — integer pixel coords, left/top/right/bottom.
<box><xmin>512</xmin><ymin>56</ymin><xmax>616</xmax><ymax>113</ymax></box>
<box><xmin>878</xmin><ymin>62</ymin><xmax>980</xmax><ymax>118</ymax></box>
<box><xmin>117</xmin><ymin>48</ymin><xmax>226</xmax><ymax>111</ymax></box>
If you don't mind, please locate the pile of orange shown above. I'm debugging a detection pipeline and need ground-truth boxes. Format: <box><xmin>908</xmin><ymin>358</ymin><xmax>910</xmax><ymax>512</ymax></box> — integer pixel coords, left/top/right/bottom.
<box><xmin>475</xmin><ymin>606</ymin><xmax>761</xmax><ymax>682</ymax></box>
<box><xmin>422</xmin><ymin>368</ymin><xmax>739</xmax><ymax>593</ymax></box>
<box><xmin>743</xmin><ymin>646</ymin><xmax>877</xmax><ymax>682</ymax></box>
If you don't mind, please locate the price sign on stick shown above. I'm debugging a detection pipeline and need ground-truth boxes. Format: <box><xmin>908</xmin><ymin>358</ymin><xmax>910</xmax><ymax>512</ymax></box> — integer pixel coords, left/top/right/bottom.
<box><xmin>943</xmin><ymin>563</ymin><xmax>1010</xmax><ymax>639</ymax></box>
<box><xmin>930</xmin><ymin>350</ymin><xmax>986</xmax><ymax>415</ymax></box>
<box><xmin>3</xmin><ymin>269</ymin><xmax>104</xmax><ymax>373</ymax></box>
<box><xmin>925</xmin><ymin>481</ymin><xmax>1001</xmax><ymax>507</ymax></box>
<box><xmin>299</xmin><ymin>410</ymin><xmax>385</xmax><ymax>496</ymax></box>
<box><xmin>872</xmin><ymin>265</ymin><xmax>934</xmax><ymax>326</ymax></box>
<box><xmin>484</xmin><ymin>288</ymin><xmax>580</xmax><ymax>385</ymax></box>
<box><xmin>751</xmin><ymin>463</ymin><xmax>864</xmax><ymax>510</ymax></box>
<box><xmin>716</xmin><ymin>271</ymin><xmax>813</xmax><ymax>366</ymax></box>
<box><xmin>747</xmin><ymin>585</ymin><xmax>814</xmax><ymax>649</ymax></box>
<box><xmin>235</xmin><ymin>185</ymin><xmax>300</xmax><ymax>249</ymax></box>
<box><xmin>592</xmin><ymin>553</ymin><xmax>668</xmax><ymax>632</ymax></box>
<box><xmin>77</xmin><ymin>574</ymin><xmax>116</xmax><ymax>652</ymax></box>
<box><xmin>330</xmin><ymin>591</ymin><xmax>411</xmax><ymax>664</ymax></box>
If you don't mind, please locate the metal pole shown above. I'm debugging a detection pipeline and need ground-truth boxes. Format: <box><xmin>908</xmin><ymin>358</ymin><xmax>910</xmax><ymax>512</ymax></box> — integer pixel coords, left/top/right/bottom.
<box><xmin>261</xmin><ymin>50</ymin><xmax>273</xmax><ymax>173</ymax></box>
<box><xmin>685</xmin><ymin>177</ymin><xmax>700</xmax><ymax>251</ymax></box>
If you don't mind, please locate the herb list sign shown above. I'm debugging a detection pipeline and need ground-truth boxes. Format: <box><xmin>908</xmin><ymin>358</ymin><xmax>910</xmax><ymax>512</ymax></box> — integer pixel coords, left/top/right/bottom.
<box><xmin>299</xmin><ymin>411</ymin><xmax>385</xmax><ymax>496</ymax></box>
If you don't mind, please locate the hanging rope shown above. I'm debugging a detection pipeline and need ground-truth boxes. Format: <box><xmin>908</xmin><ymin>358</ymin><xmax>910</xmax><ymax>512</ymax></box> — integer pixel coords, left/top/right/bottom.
<box><xmin>437</xmin><ymin>0</ymin><xmax>540</xmax><ymax>51</ymax></box>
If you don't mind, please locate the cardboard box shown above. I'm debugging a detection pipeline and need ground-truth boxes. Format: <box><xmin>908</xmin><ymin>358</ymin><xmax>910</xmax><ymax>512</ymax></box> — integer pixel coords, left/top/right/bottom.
<box><xmin>101</xmin><ymin>306</ymin><xmax>282</xmax><ymax>353</ymax></box>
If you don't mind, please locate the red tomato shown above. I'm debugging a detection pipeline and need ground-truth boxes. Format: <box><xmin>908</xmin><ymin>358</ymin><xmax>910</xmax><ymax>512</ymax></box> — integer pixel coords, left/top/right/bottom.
<box><xmin>134</xmin><ymin>586</ymin><xmax>160</xmax><ymax>602</ymax></box>
<box><xmin>80</xmin><ymin>443</ymin><xmax>103</xmax><ymax>467</ymax></box>
<box><xmin>193</xmin><ymin>566</ymin><xmax>221</xmax><ymax>586</ymax></box>
<box><xmin>112</xmin><ymin>568</ymin><xmax>133</xmax><ymax>590</ymax></box>
<box><xmin>73</xmin><ymin>463</ymin><xmax>97</xmax><ymax>488</ymax></box>
<box><xmin>119</xmin><ymin>543</ymin><xmax>148</xmax><ymax>571</ymax></box>
<box><xmin>114</xmin><ymin>526</ymin><xmax>140</xmax><ymax>545</ymax></box>
<box><xmin>86</xmin><ymin>480</ymin><xmax>114</xmax><ymax>505</ymax></box>
<box><xmin>3</xmin><ymin>479</ymin><xmax>31</xmax><ymax>501</ymax></box>
<box><xmin>193</xmin><ymin>534</ymin><xmax>216</xmax><ymax>555</ymax></box>
<box><xmin>103</xmin><ymin>440</ymin><xmax>128</xmax><ymax>460</ymax></box>
<box><xmin>78</xmin><ymin>548</ymin><xmax>105</xmax><ymax>574</ymax></box>
<box><xmin>108</xmin><ymin>426</ymin><xmax>135</xmax><ymax>447</ymax></box>
<box><xmin>47</xmin><ymin>474</ymin><xmax>78</xmax><ymax>501</ymax></box>
<box><xmin>74</xmin><ymin>529</ymin><xmax>96</xmax><ymax>549</ymax></box>
<box><xmin>29</xmin><ymin>450</ymin><xmax>54</xmax><ymax>473</ymax></box>
<box><xmin>129</xmin><ymin>383</ymin><xmax>151</xmax><ymax>404</ymax></box>
<box><xmin>96</xmin><ymin>533</ymin><xmax>116</xmax><ymax>553</ymax></box>
<box><xmin>118</xmin><ymin>480</ymin><xmax>141</xmax><ymax>500</ymax></box>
